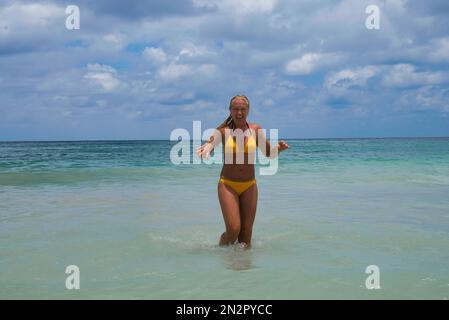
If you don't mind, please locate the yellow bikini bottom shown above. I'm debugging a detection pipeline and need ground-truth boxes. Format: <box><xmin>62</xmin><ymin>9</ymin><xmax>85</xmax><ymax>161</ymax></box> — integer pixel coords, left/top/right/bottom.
<box><xmin>220</xmin><ymin>177</ymin><xmax>256</xmax><ymax>196</ymax></box>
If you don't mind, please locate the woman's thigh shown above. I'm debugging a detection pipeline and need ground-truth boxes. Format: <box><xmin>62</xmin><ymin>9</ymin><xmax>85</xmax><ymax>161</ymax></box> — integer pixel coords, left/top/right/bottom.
<box><xmin>217</xmin><ymin>181</ymin><xmax>240</xmax><ymax>230</ymax></box>
<box><xmin>239</xmin><ymin>183</ymin><xmax>258</xmax><ymax>232</ymax></box>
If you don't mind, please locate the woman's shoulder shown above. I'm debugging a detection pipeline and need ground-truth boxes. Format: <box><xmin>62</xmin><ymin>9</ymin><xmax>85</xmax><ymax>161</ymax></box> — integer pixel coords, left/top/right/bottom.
<box><xmin>216</xmin><ymin>127</ymin><xmax>229</xmax><ymax>140</ymax></box>
<box><xmin>248</xmin><ymin>123</ymin><xmax>262</xmax><ymax>131</ymax></box>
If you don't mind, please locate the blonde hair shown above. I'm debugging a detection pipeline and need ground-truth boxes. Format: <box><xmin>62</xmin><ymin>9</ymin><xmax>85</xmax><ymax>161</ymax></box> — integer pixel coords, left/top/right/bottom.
<box><xmin>217</xmin><ymin>95</ymin><xmax>250</xmax><ymax>130</ymax></box>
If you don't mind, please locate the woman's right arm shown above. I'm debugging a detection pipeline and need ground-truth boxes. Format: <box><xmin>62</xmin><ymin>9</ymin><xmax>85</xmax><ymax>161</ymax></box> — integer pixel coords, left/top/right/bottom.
<box><xmin>208</xmin><ymin>128</ymin><xmax>224</xmax><ymax>148</ymax></box>
<box><xmin>196</xmin><ymin>128</ymin><xmax>223</xmax><ymax>159</ymax></box>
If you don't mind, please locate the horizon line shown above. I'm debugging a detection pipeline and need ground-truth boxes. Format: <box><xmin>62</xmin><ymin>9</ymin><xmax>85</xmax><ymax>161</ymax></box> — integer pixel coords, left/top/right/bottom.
<box><xmin>1</xmin><ymin>136</ymin><xmax>449</xmax><ymax>143</ymax></box>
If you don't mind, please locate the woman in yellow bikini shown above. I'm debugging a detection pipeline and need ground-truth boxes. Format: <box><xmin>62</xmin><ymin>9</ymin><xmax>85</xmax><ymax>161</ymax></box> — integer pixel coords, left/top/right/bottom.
<box><xmin>196</xmin><ymin>95</ymin><xmax>289</xmax><ymax>249</ymax></box>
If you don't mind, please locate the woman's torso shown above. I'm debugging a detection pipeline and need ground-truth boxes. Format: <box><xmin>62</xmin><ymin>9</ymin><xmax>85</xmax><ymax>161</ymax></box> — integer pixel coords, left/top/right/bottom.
<box><xmin>219</xmin><ymin>123</ymin><xmax>258</xmax><ymax>182</ymax></box>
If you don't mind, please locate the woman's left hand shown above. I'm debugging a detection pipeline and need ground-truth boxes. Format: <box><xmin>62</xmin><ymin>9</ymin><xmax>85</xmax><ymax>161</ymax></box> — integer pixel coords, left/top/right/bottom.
<box><xmin>278</xmin><ymin>140</ymin><xmax>289</xmax><ymax>152</ymax></box>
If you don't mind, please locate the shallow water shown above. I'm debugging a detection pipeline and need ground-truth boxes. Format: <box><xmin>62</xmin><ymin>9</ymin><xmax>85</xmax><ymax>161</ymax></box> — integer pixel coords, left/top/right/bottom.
<box><xmin>1</xmin><ymin>138</ymin><xmax>449</xmax><ymax>299</ymax></box>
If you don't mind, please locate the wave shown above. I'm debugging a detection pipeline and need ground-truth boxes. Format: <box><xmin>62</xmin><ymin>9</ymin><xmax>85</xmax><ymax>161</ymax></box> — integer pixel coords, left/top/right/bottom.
<box><xmin>0</xmin><ymin>166</ymin><xmax>207</xmax><ymax>187</ymax></box>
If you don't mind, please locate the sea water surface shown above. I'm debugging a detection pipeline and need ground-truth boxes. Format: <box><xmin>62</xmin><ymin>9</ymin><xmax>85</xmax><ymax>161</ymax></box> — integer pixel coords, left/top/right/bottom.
<box><xmin>1</xmin><ymin>138</ymin><xmax>449</xmax><ymax>299</ymax></box>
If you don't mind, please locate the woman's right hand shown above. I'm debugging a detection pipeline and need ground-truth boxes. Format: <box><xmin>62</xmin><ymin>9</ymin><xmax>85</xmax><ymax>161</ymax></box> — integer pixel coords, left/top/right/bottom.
<box><xmin>196</xmin><ymin>142</ymin><xmax>213</xmax><ymax>160</ymax></box>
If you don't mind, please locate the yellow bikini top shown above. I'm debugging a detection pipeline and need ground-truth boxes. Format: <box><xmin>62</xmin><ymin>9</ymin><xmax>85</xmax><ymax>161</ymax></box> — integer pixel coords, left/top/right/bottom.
<box><xmin>224</xmin><ymin>130</ymin><xmax>257</xmax><ymax>154</ymax></box>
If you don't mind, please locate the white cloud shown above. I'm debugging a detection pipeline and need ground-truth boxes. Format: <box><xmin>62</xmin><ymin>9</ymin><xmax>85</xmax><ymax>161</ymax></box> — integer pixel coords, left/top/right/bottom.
<box><xmin>143</xmin><ymin>47</ymin><xmax>167</xmax><ymax>63</ymax></box>
<box><xmin>175</xmin><ymin>43</ymin><xmax>217</xmax><ymax>64</ymax></box>
<box><xmin>180</xmin><ymin>99</ymin><xmax>215</xmax><ymax>112</ymax></box>
<box><xmin>196</xmin><ymin>63</ymin><xmax>218</xmax><ymax>75</ymax></box>
<box><xmin>196</xmin><ymin>0</ymin><xmax>276</xmax><ymax>15</ymax></box>
<box><xmin>428</xmin><ymin>37</ymin><xmax>449</xmax><ymax>62</ymax></box>
<box><xmin>326</xmin><ymin>66</ymin><xmax>380</xmax><ymax>89</ymax></box>
<box><xmin>84</xmin><ymin>64</ymin><xmax>121</xmax><ymax>91</ymax></box>
<box><xmin>398</xmin><ymin>86</ymin><xmax>449</xmax><ymax>113</ymax></box>
<box><xmin>385</xmin><ymin>0</ymin><xmax>408</xmax><ymax>11</ymax></box>
<box><xmin>285</xmin><ymin>53</ymin><xmax>342</xmax><ymax>75</ymax></box>
<box><xmin>178</xmin><ymin>43</ymin><xmax>207</xmax><ymax>57</ymax></box>
<box><xmin>0</xmin><ymin>2</ymin><xmax>61</xmax><ymax>29</ymax></box>
<box><xmin>326</xmin><ymin>64</ymin><xmax>448</xmax><ymax>90</ymax></box>
<box><xmin>157</xmin><ymin>62</ymin><xmax>218</xmax><ymax>81</ymax></box>
<box><xmin>192</xmin><ymin>0</ymin><xmax>217</xmax><ymax>9</ymax></box>
<box><xmin>102</xmin><ymin>33</ymin><xmax>127</xmax><ymax>51</ymax></box>
<box><xmin>157</xmin><ymin>63</ymin><xmax>191</xmax><ymax>81</ymax></box>
<box><xmin>285</xmin><ymin>53</ymin><xmax>323</xmax><ymax>75</ymax></box>
<box><xmin>232</xmin><ymin>0</ymin><xmax>277</xmax><ymax>15</ymax></box>
<box><xmin>179</xmin><ymin>43</ymin><xmax>211</xmax><ymax>58</ymax></box>
<box><xmin>86</xmin><ymin>63</ymin><xmax>117</xmax><ymax>74</ymax></box>
<box><xmin>0</xmin><ymin>2</ymin><xmax>63</xmax><ymax>52</ymax></box>
<box><xmin>383</xmin><ymin>64</ymin><xmax>447</xmax><ymax>88</ymax></box>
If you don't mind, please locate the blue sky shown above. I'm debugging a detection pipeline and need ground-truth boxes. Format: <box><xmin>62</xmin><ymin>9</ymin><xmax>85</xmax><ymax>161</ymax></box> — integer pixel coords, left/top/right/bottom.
<box><xmin>0</xmin><ymin>0</ymin><xmax>448</xmax><ymax>140</ymax></box>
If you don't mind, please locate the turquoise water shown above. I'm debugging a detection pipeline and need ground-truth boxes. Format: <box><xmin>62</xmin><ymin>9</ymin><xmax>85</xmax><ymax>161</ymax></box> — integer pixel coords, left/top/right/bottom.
<box><xmin>1</xmin><ymin>138</ymin><xmax>449</xmax><ymax>299</ymax></box>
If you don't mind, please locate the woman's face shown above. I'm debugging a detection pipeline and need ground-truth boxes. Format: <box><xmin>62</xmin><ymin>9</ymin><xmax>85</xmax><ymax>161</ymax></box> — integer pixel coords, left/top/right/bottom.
<box><xmin>230</xmin><ymin>98</ymin><xmax>249</xmax><ymax>122</ymax></box>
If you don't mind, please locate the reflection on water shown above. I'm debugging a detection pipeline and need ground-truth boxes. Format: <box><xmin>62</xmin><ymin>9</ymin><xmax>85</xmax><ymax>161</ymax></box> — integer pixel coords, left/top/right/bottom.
<box><xmin>220</xmin><ymin>243</ymin><xmax>255</xmax><ymax>271</ymax></box>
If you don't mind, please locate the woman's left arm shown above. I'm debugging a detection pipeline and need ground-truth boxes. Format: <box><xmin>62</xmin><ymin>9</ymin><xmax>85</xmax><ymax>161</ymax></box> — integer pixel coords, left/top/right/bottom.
<box><xmin>255</xmin><ymin>124</ymin><xmax>289</xmax><ymax>158</ymax></box>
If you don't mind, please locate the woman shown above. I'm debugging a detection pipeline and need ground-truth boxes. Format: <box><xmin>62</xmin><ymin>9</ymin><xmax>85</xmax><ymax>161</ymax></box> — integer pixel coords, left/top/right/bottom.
<box><xmin>196</xmin><ymin>95</ymin><xmax>289</xmax><ymax>249</ymax></box>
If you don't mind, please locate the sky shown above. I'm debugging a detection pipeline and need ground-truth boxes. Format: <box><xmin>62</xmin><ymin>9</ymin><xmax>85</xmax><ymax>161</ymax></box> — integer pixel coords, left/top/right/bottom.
<box><xmin>0</xmin><ymin>0</ymin><xmax>448</xmax><ymax>140</ymax></box>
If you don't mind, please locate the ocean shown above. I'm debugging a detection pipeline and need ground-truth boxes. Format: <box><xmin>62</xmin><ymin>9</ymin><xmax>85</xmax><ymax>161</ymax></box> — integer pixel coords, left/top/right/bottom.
<box><xmin>1</xmin><ymin>138</ymin><xmax>448</xmax><ymax>299</ymax></box>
